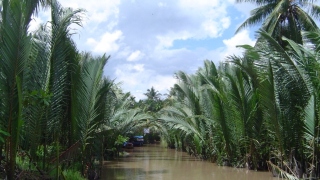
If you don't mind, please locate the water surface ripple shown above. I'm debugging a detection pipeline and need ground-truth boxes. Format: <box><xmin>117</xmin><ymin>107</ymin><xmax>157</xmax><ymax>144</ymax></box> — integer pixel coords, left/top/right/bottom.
<box><xmin>101</xmin><ymin>144</ymin><xmax>278</xmax><ymax>180</ymax></box>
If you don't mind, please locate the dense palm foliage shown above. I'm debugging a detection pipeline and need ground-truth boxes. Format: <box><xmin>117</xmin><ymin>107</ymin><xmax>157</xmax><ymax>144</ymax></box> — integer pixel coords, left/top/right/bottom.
<box><xmin>3</xmin><ymin>0</ymin><xmax>320</xmax><ymax>179</ymax></box>
<box><xmin>0</xmin><ymin>0</ymin><xmax>149</xmax><ymax>179</ymax></box>
<box><xmin>236</xmin><ymin>0</ymin><xmax>320</xmax><ymax>45</ymax></box>
<box><xmin>155</xmin><ymin>1</ymin><xmax>320</xmax><ymax>179</ymax></box>
<box><xmin>158</xmin><ymin>30</ymin><xmax>320</xmax><ymax>178</ymax></box>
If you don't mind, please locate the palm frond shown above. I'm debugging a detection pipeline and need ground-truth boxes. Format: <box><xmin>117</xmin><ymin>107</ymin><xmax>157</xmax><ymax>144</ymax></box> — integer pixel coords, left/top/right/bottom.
<box><xmin>236</xmin><ymin>3</ymin><xmax>275</xmax><ymax>33</ymax></box>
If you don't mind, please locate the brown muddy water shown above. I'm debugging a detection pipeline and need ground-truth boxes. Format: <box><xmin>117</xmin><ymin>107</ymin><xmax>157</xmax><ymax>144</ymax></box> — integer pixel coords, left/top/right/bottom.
<box><xmin>101</xmin><ymin>144</ymin><xmax>278</xmax><ymax>180</ymax></box>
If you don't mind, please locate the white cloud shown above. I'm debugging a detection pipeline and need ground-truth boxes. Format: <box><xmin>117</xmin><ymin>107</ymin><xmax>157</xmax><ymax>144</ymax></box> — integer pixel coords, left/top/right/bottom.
<box><xmin>156</xmin><ymin>31</ymin><xmax>191</xmax><ymax>49</ymax></box>
<box><xmin>232</xmin><ymin>2</ymin><xmax>256</xmax><ymax>18</ymax></box>
<box><xmin>114</xmin><ymin>64</ymin><xmax>140</xmax><ymax>86</ymax></box>
<box><xmin>202</xmin><ymin>18</ymin><xmax>230</xmax><ymax>38</ymax></box>
<box><xmin>29</xmin><ymin>16</ymin><xmax>43</xmax><ymax>32</ymax></box>
<box><xmin>219</xmin><ymin>29</ymin><xmax>256</xmax><ymax>60</ymax></box>
<box><xmin>38</xmin><ymin>0</ymin><xmax>255</xmax><ymax>100</ymax></box>
<box><xmin>156</xmin><ymin>35</ymin><xmax>174</xmax><ymax>49</ymax></box>
<box><xmin>221</xmin><ymin>17</ymin><xmax>231</xmax><ymax>29</ymax></box>
<box><xmin>179</xmin><ymin>0</ymin><xmax>219</xmax><ymax>9</ymax></box>
<box><xmin>178</xmin><ymin>0</ymin><xmax>231</xmax><ymax>39</ymax></box>
<box><xmin>158</xmin><ymin>2</ymin><xmax>167</xmax><ymax>7</ymax></box>
<box><xmin>150</xmin><ymin>75</ymin><xmax>177</xmax><ymax>94</ymax></box>
<box><xmin>132</xmin><ymin>64</ymin><xmax>145</xmax><ymax>72</ymax></box>
<box><xmin>127</xmin><ymin>50</ymin><xmax>143</xmax><ymax>61</ymax></box>
<box><xmin>86</xmin><ymin>30</ymin><xmax>123</xmax><ymax>54</ymax></box>
<box><xmin>60</xmin><ymin>0</ymin><xmax>120</xmax><ymax>24</ymax></box>
<box><xmin>132</xmin><ymin>74</ymin><xmax>177</xmax><ymax>100</ymax></box>
<box><xmin>195</xmin><ymin>30</ymin><xmax>256</xmax><ymax>66</ymax></box>
<box><xmin>28</xmin><ymin>10</ymin><xmax>51</xmax><ymax>32</ymax></box>
<box><xmin>114</xmin><ymin>63</ymin><xmax>176</xmax><ymax>100</ymax></box>
<box><xmin>113</xmin><ymin>0</ymin><xmax>234</xmax><ymax>51</ymax></box>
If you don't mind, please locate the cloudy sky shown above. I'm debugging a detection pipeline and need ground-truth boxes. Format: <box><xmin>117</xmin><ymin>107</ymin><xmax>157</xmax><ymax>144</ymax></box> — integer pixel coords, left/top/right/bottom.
<box><xmin>33</xmin><ymin>0</ymin><xmax>258</xmax><ymax>100</ymax></box>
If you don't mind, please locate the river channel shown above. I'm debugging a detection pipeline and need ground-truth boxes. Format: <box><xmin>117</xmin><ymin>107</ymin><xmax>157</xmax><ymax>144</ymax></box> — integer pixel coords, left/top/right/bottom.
<box><xmin>101</xmin><ymin>144</ymin><xmax>278</xmax><ymax>180</ymax></box>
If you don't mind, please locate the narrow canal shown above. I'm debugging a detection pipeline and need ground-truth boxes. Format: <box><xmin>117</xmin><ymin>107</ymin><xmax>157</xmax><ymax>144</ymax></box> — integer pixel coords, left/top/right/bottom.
<box><xmin>101</xmin><ymin>144</ymin><xmax>278</xmax><ymax>180</ymax></box>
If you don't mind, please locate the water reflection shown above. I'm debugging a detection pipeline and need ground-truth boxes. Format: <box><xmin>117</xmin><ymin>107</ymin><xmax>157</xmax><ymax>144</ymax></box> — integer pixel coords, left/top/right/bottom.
<box><xmin>101</xmin><ymin>144</ymin><xmax>278</xmax><ymax>180</ymax></box>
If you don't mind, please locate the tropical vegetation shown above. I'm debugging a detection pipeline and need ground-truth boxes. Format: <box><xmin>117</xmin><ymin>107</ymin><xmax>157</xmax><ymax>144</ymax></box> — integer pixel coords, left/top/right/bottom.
<box><xmin>157</xmin><ymin>1</ymin><xmax>320</xmax><ymax>179</ymax></box>
<box><xmin>0</xmin><ymin>0</ymin><xmax>150</xmax><ymax>179</ymax></box>
<box><xmin>2</xmin><ymin>0</ymin><xmax>320</xmax><ymax>179</ymax></box>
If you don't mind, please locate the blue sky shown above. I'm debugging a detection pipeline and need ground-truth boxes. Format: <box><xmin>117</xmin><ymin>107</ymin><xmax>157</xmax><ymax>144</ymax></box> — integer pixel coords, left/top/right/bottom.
<box><xmin>31</xmin><ymin>0</ymin><xmax>258</xmax><ymax>100</ymax></box>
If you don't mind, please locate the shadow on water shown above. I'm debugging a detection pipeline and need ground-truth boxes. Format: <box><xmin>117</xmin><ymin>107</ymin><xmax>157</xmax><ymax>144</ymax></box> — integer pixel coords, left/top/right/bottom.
<box><xmin>101</xmin><ymin>144</ymin><xmax>278</xmax><ymax>180</ymax></box>
<box><xmin>103</xmin><ymin>167</ymin><xmax>169</xmax><ymax>180</ymax></box>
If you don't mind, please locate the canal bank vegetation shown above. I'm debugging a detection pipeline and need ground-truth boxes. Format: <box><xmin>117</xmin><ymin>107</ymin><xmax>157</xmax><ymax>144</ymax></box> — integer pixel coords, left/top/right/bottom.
<box><xmin>157</xmin><ymin>1</ymin><xmax>320</xmax><ymax>179</ymax></box>
<box><xmin>2</xmin><ymin>0</ymin><xmax>320</xmax><ymax>180</ymax></box>
<box><xmin>0</xmin><ymin>0</ymin><xmax>152</xmax><ymax>179</ymax></box>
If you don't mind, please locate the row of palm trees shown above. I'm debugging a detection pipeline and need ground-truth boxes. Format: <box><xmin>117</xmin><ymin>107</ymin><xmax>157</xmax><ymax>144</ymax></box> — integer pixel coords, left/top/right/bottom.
<box><xmin>159</xmin><ymin>30</ymin><xmax>320</xmax><ymax>178</ymax></box>
<box><xmin>0</xmin><ymin>0</ymin><xmax>150</xmax><ymax>179</ymax></box>
<box><xmin>157</xmin><ymin>0</ymin><xmax>320</xmax><ymax>179</ymax></box>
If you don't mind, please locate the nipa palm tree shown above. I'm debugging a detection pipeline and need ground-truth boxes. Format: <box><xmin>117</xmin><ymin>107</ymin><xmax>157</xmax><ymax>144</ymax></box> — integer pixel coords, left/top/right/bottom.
<box><xmin>0</xmin><ymin>0</ymin><xmax>51</xmax><ymax>179</ymax></box>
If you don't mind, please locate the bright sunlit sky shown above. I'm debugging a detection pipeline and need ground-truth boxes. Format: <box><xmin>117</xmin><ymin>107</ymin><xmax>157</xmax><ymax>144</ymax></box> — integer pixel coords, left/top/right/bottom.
<box><xmin>31</xmin><ymin>0</ymin><xmax>259</xmax><ymax>100</ymax></box>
